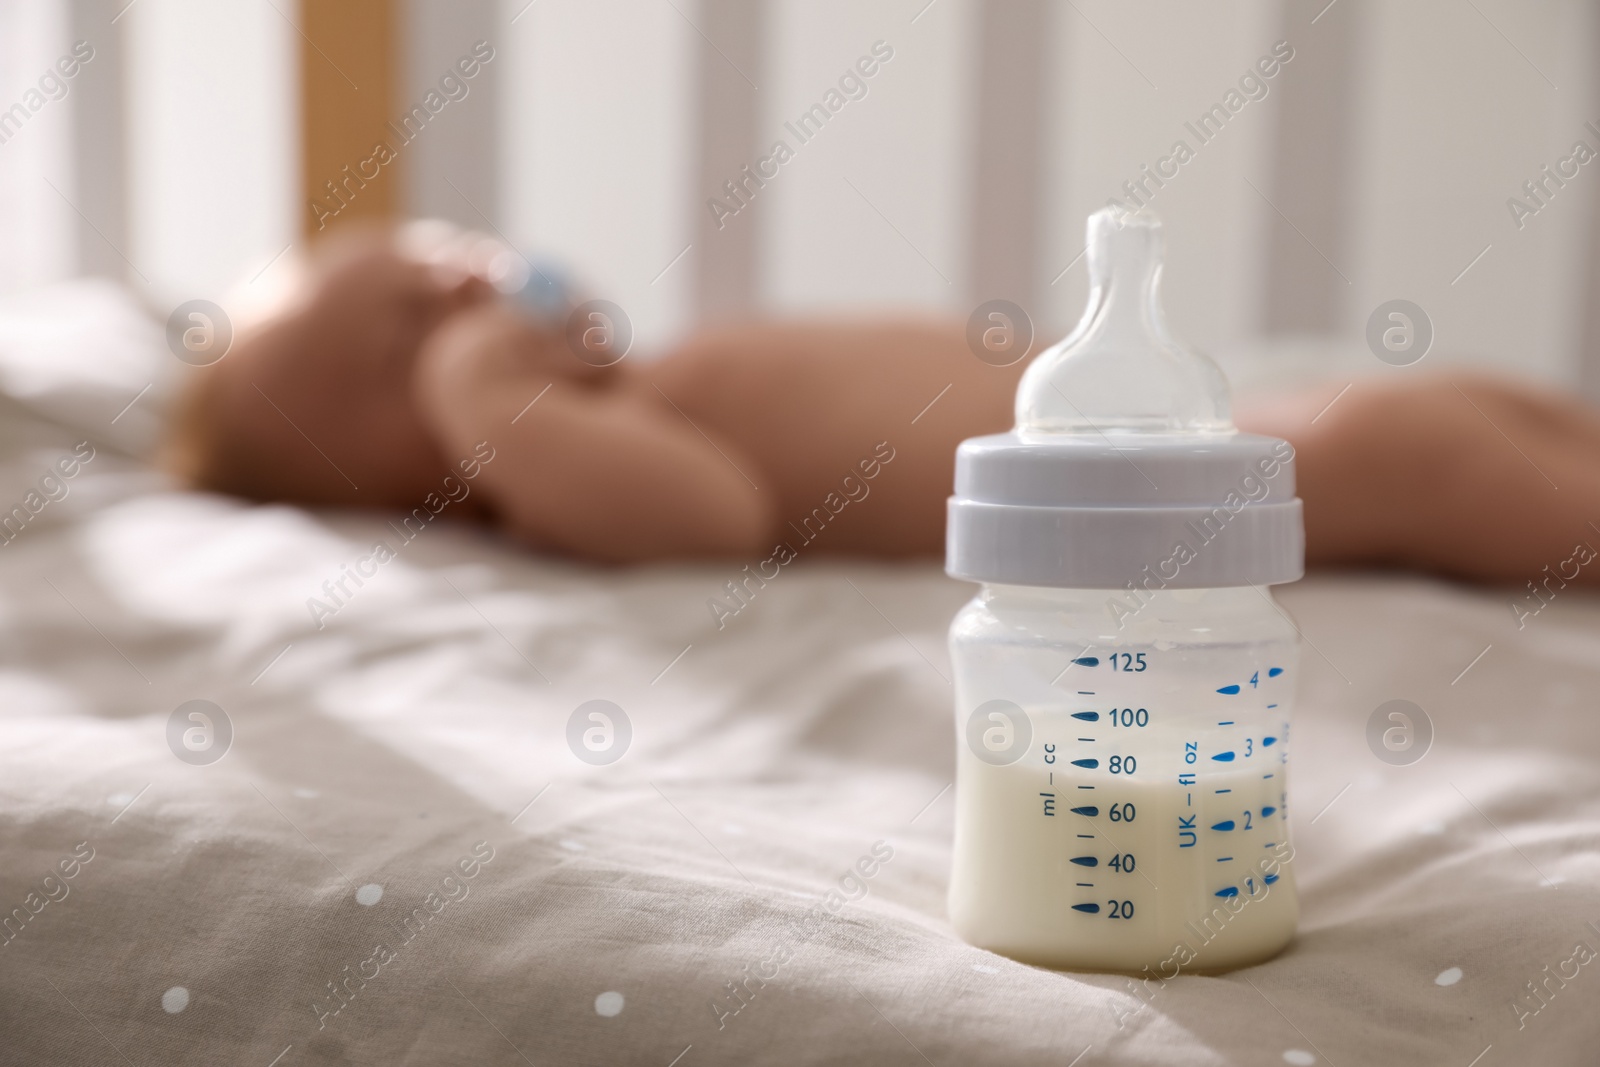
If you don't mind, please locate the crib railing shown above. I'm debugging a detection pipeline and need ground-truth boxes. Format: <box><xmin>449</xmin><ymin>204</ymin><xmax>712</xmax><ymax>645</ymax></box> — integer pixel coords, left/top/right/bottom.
<box><xmin>1</xmin><ymin>0</ymin><xmax>1594</xmax><ymax>392</ymax></box>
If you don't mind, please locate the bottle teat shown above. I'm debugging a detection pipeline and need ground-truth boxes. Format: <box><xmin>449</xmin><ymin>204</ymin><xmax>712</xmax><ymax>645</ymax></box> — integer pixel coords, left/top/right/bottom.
<box><xmin>947</xmin><ymin>207</ymin><xmax>1303</xmax><ymax>591</ymax></box>
<box><xmin>1015</xmin><ymin>209</ymin><xmax>1232</xmax><ymax>436</ymax></box>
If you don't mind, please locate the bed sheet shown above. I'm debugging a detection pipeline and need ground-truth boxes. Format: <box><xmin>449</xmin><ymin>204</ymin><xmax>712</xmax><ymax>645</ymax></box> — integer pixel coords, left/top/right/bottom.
<box><xmin>1</xmin><ymin>284</ymin><xmax>1598</xmax><ymax>1066</ymax></box>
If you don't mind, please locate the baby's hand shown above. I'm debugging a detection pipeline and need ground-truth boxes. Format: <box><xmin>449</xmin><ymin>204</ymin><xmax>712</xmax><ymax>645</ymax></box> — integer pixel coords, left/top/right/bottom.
<box><xmin>412</xmin><ymin>301</ymin><xmax>611</xmax><ymax>411</ymax></box>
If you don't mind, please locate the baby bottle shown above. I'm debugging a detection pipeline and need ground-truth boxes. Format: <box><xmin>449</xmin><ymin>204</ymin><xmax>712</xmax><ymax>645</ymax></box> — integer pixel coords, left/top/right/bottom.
<box><xmin>945</xmin><ymin>208</ymin><xmax>1304</xmax><ymax>973</ymax></box>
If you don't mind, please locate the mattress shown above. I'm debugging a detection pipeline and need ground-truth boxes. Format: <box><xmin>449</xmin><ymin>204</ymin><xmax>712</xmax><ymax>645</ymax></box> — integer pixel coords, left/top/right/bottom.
<box><xmin>1</xmin><ymin>283</ymin><xmax>1597</xmax><ymax>1065</ymax></box>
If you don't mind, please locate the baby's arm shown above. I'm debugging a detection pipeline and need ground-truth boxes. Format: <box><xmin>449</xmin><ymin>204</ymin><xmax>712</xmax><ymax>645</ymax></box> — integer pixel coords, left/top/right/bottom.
<box><xmin>413</xmin><ymin>305</ymin><xmax>774</xmax><ymax>562</ymax></box>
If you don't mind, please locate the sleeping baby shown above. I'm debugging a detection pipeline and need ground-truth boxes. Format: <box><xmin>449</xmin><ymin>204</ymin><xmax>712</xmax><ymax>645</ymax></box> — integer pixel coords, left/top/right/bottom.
<box><xmin>167</xmin><ymin>223</ymin><xmax>1600</xmax><ymax>592</ymax></box>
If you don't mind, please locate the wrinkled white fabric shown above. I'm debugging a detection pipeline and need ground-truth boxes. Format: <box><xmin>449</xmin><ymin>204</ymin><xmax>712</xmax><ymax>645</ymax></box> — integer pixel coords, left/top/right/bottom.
<box><xmin>0</xmin><ymin>285</ymin><xmax>1594</xmax><ymax>1065</ymax></box>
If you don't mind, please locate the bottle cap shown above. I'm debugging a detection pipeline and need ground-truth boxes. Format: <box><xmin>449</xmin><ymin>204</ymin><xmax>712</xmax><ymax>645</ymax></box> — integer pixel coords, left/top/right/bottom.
<box><xmin>946</xmin><ymin>209</ymin><xmax>1304</xmax><ymax>589</ymax></box>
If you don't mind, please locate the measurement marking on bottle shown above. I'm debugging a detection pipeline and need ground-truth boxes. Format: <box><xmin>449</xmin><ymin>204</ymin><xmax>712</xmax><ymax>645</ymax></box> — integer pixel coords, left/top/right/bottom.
<box><xmin>1073</xmin><ymin>656</ymin><xmax>1100</xmax><ymax>667</ymax></box>
<box><xmin>1263</xmin><ymin>773</ymin><xmax>1274</xmax><ymax>779</ymax></box>
<box><xmin>1266</xmin><ymin>703</ymin><xmax>1279</xmax><ymax>709</ymax></box>
<box><xmin>1072</xmin><ymin>903</ymin><xmax>1101</xmax><ymax>914</ymax></box>
<box><xmin>1071</xmin><ymin>758</ymin><xmax>1098</xmax><ymax>768</ymax></box>
<box><xmin>1072</xmin><ymin>711</ymin><xmax>1098</xmax><ymax>721</ymax></box>
<box><xmin>1215</xmin><ymin>788</ymin><xmax>1232</xmax><ymax>794</ymax></box>
<box><xmin>1212</xmin><ymin>751</ymin><xmax>1236</xmax><ymax>762</ymax></box>
<box><xmin>1078</xmin><ymin>785</ymin><xmax>1095</xmax><ymax>790</ymax></box>
<box><xmin>1211</xmin><ymin>820</ymin><xmax>1235</xmax><ymax>831</ymax></box>
<box><xmin>1078</xmin><ymin>737</ymin><xmax>1095</xmax><ymax>742</ymax></box>
<box><xmin>1268</xmin><ymin>667</ymin><xmax>1284</xmax><ymax>677</ymax></box>
<box><xmin>1071</xmin><ymin>805</ymin><xmax>1098</xmax><ymax>816</ymax></box>
<box><xmin>1215</xmin><ymin>886</ymin><xmax>1239</xmax><ymax>898</ymax></box>
<box><xmin>1264</xmin><ymin>873</ymin><xmax>1280</xmax><ymax>885</ymax></box>
<box><xmin>1076</xmin><ymin>882</ymin><xmax>1094</xmax><ymax>888</ymax></box>
<box><xmin>1218</xmin><ymin>721</ymin><xmax>1234</xmax><ymax>726</ymax></box>
<box><xmin>1077</xmin><ymin>834</ymin><xmax>1094</xmax><ymax>839</ymax></box>
<box><xmin>1217</xmin><ymin>856</ymin><xmax>1233</xmax><ymax>862</ymax></box>
<box><xmin>1217</xmin><ymin>684</ymin><xmax>1241</xmax><ymax>695</ymax></box>
<box><xmin>1070</xmin><ymin>856</ymin><xmax>1097</xmax><ymax>867</ymax></box>
<box><xmin>1261</xmin><ymin>806</ymin><xmax>1277</xmax><ymax>817</ymax></box>
<box><xmin>1263</xmin><ymin>736</ymin><xmax>1278</xmax><ymax>746</ymax></box>
<box><xmin>1076</xmin><ymin>692</ymin><xmax>1095</xmax><ymax>696</ymax></box>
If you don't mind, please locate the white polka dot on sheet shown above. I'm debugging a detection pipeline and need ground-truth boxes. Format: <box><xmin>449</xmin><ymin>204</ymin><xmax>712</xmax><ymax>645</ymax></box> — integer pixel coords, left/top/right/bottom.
<box><xmin>595</xmin><ymin>991</ymin><xmax>624</xmax><ymax>1016</ymax></box>
<box><xmin>162</xmin><ymin>987</ymin><xmax>189</xmax><ymax>1013</ymax></box>
<box><xmin>356</xmin><ymin>884</ymin><xmax>384</xmax><ymax>906</ymax></box>
<box><xmin>1435</xmin><ymin>967</ymin><xmax>1462</xmax><ymax>986</ymax></box>
<box><xmin>1282</xmin><ymin>1050</ymin><xmax>1315</xmax><ymax>1065</ymax></box>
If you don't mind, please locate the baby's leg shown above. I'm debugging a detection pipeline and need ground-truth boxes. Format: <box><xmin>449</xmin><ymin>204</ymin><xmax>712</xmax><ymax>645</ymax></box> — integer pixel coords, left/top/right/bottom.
<box><xmin>1238</xmin><ymin>374</ymin><xmax>1600</xmax><ymax>586</ymax></box>
<box><xmin>413</xmin><ymin>305</ymin><xmax>775</xmax><ymax>562</ymax></box>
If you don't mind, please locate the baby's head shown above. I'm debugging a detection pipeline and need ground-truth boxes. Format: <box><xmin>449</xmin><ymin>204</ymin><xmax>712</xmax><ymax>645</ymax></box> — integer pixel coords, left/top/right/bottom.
<box><xmin>168</xmin><ymin>224</ymin><xmax>507</xmax><ymax>507</ymax></box>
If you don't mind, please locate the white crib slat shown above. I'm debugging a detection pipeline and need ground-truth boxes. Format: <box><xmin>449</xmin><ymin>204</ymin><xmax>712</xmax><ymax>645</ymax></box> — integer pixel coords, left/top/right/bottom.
<box><xmin>68</xmin><ymin>0</ymin><xmax>128</xmax><ymax>283</ymax></box>
<box><xmin>0</xmin><ymin>0</ymin><xmax>76</xmax><ymax>291</ymax></box>
<box><xmin>501</xmin><ymin>0</ymin><xmax>694</xmax><ymax>352</ymax></box>
<box><xmin>125</xmin><ymin>0</ymin><xmax>296</xmax><ymax>303</ymax></box>
<box><xmin>1349</xmin><ymin>0</ymin><xmax>1583</xmax><ymax>385</ymax></box>
<box><xmin>691</xmin><ymin>0</ymin><xmax>767</xmax><ymax>324</ymax></box>
<box><xmin>402</xmin><ymin>0</ymin><xmax>503</xmax><ymax>230</ymax></box>
<box><xmin>1574</xmin><ymin>2</ymin><xmax>1600</xmax><ymax>399</ymax></box>
<box><xmin>1038</xmin><ymin>0</ymin><xmax>1277</xmax><ymax>349</ymax></box>
<box><xmin>761</xmin><ymin>0</ymin><xmax>975</xmax><ymax>316</ymax></box>
<box><xmin>967</xmin><ymin>0</ymin><xmax>1050</xmax><ymax>314</ymax></box>
<box><xmin>1259</xmin><ymin>0</ymin><xmax>1361</xmax><ymax>337</ymax></box>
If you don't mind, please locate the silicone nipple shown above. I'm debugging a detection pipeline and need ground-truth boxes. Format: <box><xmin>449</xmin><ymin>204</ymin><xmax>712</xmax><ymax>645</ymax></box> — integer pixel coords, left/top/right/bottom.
<box><xmin>1016</xmin><ymin>209</ymin><xmax>1232</xmax><ymax>435</ymax></box>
